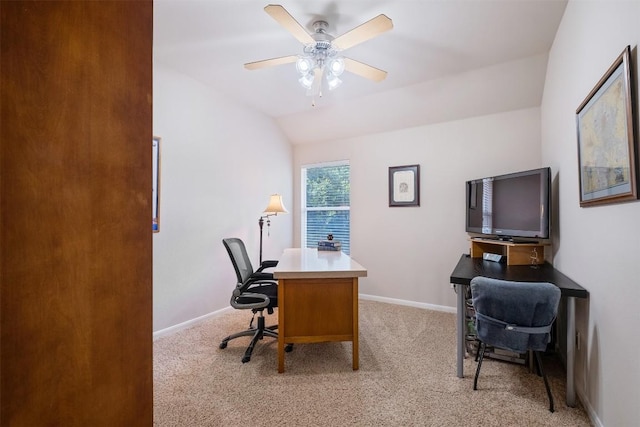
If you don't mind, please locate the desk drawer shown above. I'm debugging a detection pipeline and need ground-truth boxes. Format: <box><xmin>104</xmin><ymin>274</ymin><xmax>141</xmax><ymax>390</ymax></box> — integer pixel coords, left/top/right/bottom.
<box><xmin>280</xmin><ymin>277</ymin><xmax>355</xmax><ymax>338</ymax></box>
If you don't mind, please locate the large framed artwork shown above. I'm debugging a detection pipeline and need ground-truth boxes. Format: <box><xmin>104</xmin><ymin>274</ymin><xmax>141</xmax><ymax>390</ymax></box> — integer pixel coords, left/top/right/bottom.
<box><xmin>576</xmin><ymin>45</ymin><xmax>637</xmax><ymax>207</ymax></box>
<box><xmin>153</xmin><ymin>136</ymin><xmax>161</xmax><ymax>232</ymax></box>
<box><xmin>389</xmin><ymin>164</ymin><xmax>420</xmax><ymax>207</ymax></box>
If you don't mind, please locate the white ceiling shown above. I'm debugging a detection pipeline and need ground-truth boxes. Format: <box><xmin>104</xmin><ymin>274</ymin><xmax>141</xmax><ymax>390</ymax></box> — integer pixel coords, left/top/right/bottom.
<box><xmin>154</xmin><ymin>0</ymin><xmax>567</xmax><ymax>144</ymax></box>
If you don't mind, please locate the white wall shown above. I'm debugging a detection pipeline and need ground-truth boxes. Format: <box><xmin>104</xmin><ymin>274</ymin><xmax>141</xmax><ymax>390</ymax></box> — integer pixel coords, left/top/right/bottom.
<box><xmin>294</xmin><ymin>107</ymin><xmax>542</xmax><ymax>309</ymax></box>
<box><xmin>152</xmin><ymin>2</ymin><xmax>640</xmax><ymax>422</ymax></box>
<box><xmin>152</xmin><ymin>65</ymin><xmax>293</xmax><ymax>332</ymax></box>
<box><xmin>541</xmin><ymin>1</ymin><xmax>640</xmax><ymax>425</ymax></box>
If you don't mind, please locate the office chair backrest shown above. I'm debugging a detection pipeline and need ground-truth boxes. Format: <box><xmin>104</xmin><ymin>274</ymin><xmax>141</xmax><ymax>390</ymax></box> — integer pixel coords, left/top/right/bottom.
<box><xmin>470</xmin><ymin>277</ymin><xmax>561</xmax><ymax>354</ymax></box>
<box><xmin>222</xmin><ymin>238</ymin><xmax>255</xmax><ymax>285</ymax></box>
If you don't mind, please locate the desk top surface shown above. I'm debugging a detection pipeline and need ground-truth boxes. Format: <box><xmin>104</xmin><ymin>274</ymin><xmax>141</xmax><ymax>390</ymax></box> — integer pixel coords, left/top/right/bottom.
<box><xmin>273</xmin><ymin>248</ymin><xmax>367</xmax><ymax>279</ymax></box>
<box><xmin>450</xmin><ymin>254</ymin><xmax>588</xmax><ymax>298</ymax></box>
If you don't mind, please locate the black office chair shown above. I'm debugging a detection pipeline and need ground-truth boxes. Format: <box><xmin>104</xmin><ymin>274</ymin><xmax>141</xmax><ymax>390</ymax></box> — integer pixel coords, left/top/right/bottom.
<box><xmin>220</xmin><ymin>238</ymin><xmax>291</xmax><ymax>363</ymax></box>
<box><xmin>470</xmin><ymin>277</ymin><xmax>561</xmax><ymax>412</ymax></box>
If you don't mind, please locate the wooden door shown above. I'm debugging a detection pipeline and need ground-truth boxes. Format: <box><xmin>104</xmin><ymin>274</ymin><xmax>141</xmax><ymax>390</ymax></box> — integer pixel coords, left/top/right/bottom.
<box><xmin>1</xmin><ymin>1</ymin><xmax>153</xmax><ymax>425</ymax></box>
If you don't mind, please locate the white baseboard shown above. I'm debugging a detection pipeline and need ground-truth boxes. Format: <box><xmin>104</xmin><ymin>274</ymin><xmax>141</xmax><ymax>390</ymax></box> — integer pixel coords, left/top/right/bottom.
<box><xmin>153</xmin><ymin>306</ymin><xmax>233</xmax><ymax>341</ymax></box>
<box><xmin>358</xmin><ymin>293</ymin><xmax>456</xmax><ymax>313</ymax></box>
<box><xmin>153</xmin><ymin>295</ymin><xmax>456</xmax><ymax>340</ymax></box>
<box><xmin>577</xmin><ymin>387</ymin><xmax>603</xmax><ymax>427</ymax></box>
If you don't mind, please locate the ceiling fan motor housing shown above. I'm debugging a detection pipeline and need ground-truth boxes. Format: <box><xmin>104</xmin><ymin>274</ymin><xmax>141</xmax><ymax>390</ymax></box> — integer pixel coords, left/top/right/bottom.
<box><xmin>312</xmin><ymin>21</ymin><xmax>332</xmax><ymax>39</ymax></box>
<box><xmin>304</xmin><ymin>21</ymin><xmax>339</xmax><ymax>68</ymax></box>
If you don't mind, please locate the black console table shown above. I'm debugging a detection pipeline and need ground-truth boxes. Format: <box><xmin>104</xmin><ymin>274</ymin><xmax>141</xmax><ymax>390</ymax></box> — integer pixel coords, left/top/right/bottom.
<box><xmin>450</xmin><ymin>254</ymin><xmax>588</xmax><ymax>407</ymax></box>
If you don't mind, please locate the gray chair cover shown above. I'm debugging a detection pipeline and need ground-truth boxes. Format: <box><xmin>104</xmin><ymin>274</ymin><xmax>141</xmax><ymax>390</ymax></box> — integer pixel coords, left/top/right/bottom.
<box><xmin>470</xmin><ymin>277</ymin><xmax>561</xmax><ymax>354</ymax></box>
<box><xmin>469</xmin><ymin>276</ymin><xmax>562</xmax><ymax>412</ymax></box>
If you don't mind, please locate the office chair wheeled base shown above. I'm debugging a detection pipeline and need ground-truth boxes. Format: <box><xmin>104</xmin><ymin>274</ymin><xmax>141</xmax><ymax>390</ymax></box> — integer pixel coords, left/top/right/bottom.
<box><xmin>219</xmin><ymin>312</ymin><xmax>293</xmax><ymax>363</ymax></box>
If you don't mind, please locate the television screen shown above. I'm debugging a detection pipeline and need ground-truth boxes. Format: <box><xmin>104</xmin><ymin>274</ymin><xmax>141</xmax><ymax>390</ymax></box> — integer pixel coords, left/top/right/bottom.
<box><xmin>466</xmin><ymin>167</ymin><xmax>551</xmax><ymax>240</ymax></box>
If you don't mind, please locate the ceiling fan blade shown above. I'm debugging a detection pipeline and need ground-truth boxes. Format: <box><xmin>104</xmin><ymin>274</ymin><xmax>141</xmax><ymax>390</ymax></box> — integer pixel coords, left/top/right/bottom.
<box><xmin>343</xmin><ymin>58</ymin><xmax>387</xmax><ymax>82</ymax></box>
<box><xmin>264</xmin><ymin>4</ymin><xmax>314</xmax><ymax>45</ymax></box>
<box><xmin>244</xmin><ymin>55</ymin><xmax>298</xmax><ymax>70</ymax></box>
<box><xmin>332</xmin><ymin>14</ymin><xmax>393</xmax><ymax>50</ymax></box>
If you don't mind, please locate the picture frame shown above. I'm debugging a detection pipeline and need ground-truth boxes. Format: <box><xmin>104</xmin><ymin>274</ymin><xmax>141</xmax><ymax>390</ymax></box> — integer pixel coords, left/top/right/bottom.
<box><xmin>389</xmin><ymin>164</ymin><xmax>420</xmax><ymax>207</ymax></box>
<box><xmin>576</xmin><ymin>45</ymin><xmax>637</xmax><ymax>207</ymax></box>
<box><xmin>152</xmin><ymin>136</ymin><xmax>161</xmax><ymax>232</ymax></box>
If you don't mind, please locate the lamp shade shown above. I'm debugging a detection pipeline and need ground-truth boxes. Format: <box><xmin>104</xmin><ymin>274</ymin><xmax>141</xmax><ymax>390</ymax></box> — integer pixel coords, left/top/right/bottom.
<box><xmin>263</xmin><ymin>194</ymin><xmax>288</xmax><ymax>215</ymax></box>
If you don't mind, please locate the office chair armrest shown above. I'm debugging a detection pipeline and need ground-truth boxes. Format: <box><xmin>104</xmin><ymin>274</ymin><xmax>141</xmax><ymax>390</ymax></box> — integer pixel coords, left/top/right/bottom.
<box><xmin>230</xmin><ymin>292</ymin><xmax>271</xmax><ymax>310</ymax></box>
<box><xmin>256</xmin><ymin>259</ymin><xmax>278</xmax><ymax>272</ymax></box>
<box><xmin>250</xmin><ymin>272</ymin><xmax>274</xmax><ymax>281</ymax></box>
<box><xmin>233</xmin><ymin>282</ymin><xmax>274</xmax><ymax>297</ymax></box>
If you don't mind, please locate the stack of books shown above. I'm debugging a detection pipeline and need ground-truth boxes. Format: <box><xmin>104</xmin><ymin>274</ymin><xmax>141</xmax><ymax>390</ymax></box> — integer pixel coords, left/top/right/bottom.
<box><xmin>317</xmin><ymin>240</ymin><xmax>342</xmax><ymax>251</ymax></box>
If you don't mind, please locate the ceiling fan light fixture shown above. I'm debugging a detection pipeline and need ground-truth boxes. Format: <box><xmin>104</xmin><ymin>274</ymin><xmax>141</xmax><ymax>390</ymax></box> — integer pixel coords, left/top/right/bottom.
<box><xmin>296</xmin><ymin>56</ymin><xmax>313</xmax><ymax>75</ymax></box>
<box><xmin>299</xmin><ymin>72</ymin><xmax>315</xmax><ymax>89</ymax></box>
<box><xmin>328</xmin><ymin>57</ymin><xmax>345</xmax><ymax>76</ymax></box>
<box><xmin>326</xmin><ymin>73</ymin><xmax>342</xmax><ymax>91</ymax></box>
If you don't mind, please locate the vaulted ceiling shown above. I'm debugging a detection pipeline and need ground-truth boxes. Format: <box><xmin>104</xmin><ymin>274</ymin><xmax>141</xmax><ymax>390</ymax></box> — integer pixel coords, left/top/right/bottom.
<box><xmin>154</xmin><ymin>0</ymin><xmax>567</xmax><ymax>144</ymax></box>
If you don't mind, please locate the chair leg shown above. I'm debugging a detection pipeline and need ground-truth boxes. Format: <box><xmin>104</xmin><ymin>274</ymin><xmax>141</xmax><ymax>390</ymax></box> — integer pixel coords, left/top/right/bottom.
<box><xmin>473</xmin><ymin>342</ymin><xmax>486</xmax><ymax>390</ymax></box>
<box><xmin>242</xmin><ymin>327</ymin><xmax>261</xmax><ymax>363</ymax></box>
<box><xmin>263</xmin><ymin>323</ymin><xmax>279</xmax><ymax>339</ymax></box>
<box><xmin>262</xmin><ymin>329</ymin><xmax>278</xmax><ymax>339</ymax></box>
<box><xmin>242</xmin><ymin>314</ymin><xmax>266</xmax><ymax>363</ymax></box>
<box><xmin>535</xmin><ymin>351</ymin><xmax>555</xmax><ymax>413</ymax></box>
<box><xmin>219</xmin><ymin>309</ymin><xmax>283</xmax><ymax>363</ymax></box>
<box><xmin>219</xmin><ymin>328</ymin><xmax>259</xmax><ymax>348</ymax></box>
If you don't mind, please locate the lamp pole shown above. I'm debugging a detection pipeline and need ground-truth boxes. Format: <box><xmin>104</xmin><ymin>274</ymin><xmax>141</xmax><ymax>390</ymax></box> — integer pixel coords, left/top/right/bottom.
<box><xmin>258</xmin><ymin>214</ymin><xmax>273</xmax><ymax>265</ymax></box>
<box><xmin>258</xmin><ymin>216</ymin><xmax>265</xmax><ymax>265</ymax></box>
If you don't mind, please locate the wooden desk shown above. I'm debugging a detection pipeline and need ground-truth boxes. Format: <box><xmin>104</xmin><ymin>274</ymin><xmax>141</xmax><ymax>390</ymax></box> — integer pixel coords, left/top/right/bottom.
<box><xmin>273</xmin><ymin>248</ymin><xmax>367</xmax><ymax>373</ymax></box>
<box><xmin>450</xmin><ymin>254</ymin><xmax>588</xmax><ymax>407</ymax></box>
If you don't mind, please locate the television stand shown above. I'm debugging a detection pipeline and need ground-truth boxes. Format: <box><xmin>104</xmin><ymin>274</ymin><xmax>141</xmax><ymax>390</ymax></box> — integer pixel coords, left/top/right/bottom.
<box><xmin>470</xmin><ymin>238</ymin><xmax>548</xmax><ymax>265</ymax></box>
<box><xmin>511</xmin><ymin>237</ymin><xmax>540</xmax><ymax>244</ymax></box>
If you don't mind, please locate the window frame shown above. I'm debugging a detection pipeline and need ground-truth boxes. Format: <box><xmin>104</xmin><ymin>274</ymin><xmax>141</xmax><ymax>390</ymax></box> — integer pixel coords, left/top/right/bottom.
<box><xmin>301</xmin><ymin>160</ymin><xmax>350</xmax><ymax>253</ymax></box>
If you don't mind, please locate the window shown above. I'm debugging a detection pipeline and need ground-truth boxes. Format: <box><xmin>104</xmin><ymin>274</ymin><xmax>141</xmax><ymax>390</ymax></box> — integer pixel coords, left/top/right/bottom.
<box><xmin>481</xmin><ymin>178</ymin><xmax>493</xmax><ymax>234</ymax></box>
<box><xmin>301</xmin><ymin>161</ymin><xmax>350</xmax><ymax>254</ymax></box>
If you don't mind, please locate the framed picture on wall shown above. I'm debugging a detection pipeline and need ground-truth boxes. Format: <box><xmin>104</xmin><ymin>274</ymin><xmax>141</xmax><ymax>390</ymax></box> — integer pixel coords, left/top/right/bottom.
<box><xmin>153</xmin><ymin>136</ymin><xmax>161</xmax><ymax>232</ymax></box>
<box><xmin>389</xmin><ymin>164</ymin><xmax>420</xmax><ymax>207</ymax></box>
<box><xmin>576</xmin><ymin>45</ymin><xmax>637</xmax><ymax>207</ymax></box>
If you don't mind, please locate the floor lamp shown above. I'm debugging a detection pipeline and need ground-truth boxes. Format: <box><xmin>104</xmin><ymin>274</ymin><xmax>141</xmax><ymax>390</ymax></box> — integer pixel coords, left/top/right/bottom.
<box><xmin>259</xmin><ymin>194</ymin><xmax>288</xmax><ymax>264</ymax></box>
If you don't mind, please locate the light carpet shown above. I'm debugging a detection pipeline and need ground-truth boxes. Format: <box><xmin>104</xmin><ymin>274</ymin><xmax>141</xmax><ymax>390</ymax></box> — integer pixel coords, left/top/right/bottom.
<box><xmin>153</xmin><ymin>300</ymin><xmax>591</xmax><ymax>426</ymax></box>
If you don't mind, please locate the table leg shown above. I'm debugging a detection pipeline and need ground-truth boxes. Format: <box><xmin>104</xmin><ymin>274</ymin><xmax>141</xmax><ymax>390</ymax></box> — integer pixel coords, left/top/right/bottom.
<box><xmin>566</xmin><ymin>296</ymin><xmax>576</xmax><ymax>406</ymax></box>
<box><xmin>352</xmin><ymin>278</ymin><xmax>359</xmax><ymax>370</ymax></box>
<box><xmin>278</xmin><ymin>279</ymin><xmax>285</xmax><ymax>373</ymax></box>
<box><xmin>456</xmin><ymin>283</ymin><xmax>465</xmax><ymax>378</ymax></box>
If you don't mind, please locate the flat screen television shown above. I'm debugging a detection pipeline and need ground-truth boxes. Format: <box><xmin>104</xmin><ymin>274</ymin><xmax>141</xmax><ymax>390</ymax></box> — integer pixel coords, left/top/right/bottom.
<box><xmin>465</xmin><ymin>167</ymin><xmax>551</xmax><ymax>241</ymax></box>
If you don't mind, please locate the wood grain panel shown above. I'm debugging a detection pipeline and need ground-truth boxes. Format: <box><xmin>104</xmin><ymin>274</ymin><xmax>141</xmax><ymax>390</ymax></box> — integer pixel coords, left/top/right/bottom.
<box><xmin>282</xmin><ymin>278</ymin><xmax>354</xmax><ymax>338</ymax></box>
<box><xmin>1</xmin><ymin>1</ymin><xmax>153</xmax><ymax>425</ymax></box>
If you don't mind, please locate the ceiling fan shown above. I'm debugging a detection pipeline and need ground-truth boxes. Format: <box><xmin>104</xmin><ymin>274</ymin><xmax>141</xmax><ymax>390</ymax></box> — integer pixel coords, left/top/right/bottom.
<box><xmin>245</xmin><ymin>4</ymin><xmax>393</xmax><ymax>102</ymax></box>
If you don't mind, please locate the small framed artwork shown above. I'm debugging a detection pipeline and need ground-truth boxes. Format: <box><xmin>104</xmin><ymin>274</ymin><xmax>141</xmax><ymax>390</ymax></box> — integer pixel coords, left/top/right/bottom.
<box><xmin>389</xmin><ymin>164</ymin><xmax>420</xmax><ymax>207</ymax></box>
<box><xmin>152</xmin><ymin>136</ymin><xmax>161</xmax><ymax>232</ymax></box>
<box><xmin>576</xmin><ymin>45</ymin><xmax>637</xmax><ymax>207</ymax></box>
